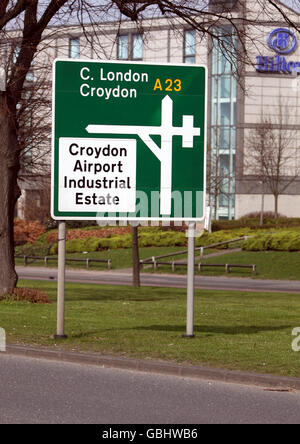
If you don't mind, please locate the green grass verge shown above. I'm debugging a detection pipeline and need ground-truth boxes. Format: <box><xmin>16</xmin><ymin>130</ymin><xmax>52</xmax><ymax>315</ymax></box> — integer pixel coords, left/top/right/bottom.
<box><xmin>149</xmin><ymin>250</ymin><xmax>300</xmax><ymax>280</ymax></box>
<box><xmin>15</xmin><ymin>246</ymin><xmax>300</xmax><ymax>280</ymax></box>
<box><xmin>2</xmin><ymin>279</ymin><xmax>300</xmax><ymax>377</ymax></box>
<box><xmin>15</xmin><ymin>247</ymin><xmax>187</xmax><ymax>270</ymax></box>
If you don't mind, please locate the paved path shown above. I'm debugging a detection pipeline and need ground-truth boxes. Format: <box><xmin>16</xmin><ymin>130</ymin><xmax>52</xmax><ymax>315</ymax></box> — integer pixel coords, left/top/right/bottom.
<box><xmin>2</xmin><ymin>353</ymin><xmax>300</xmax><ymax>424</ymax></box>
<box><xmin>17</xmin><ymin>265</ymin><xmax>300</xmax><ymax>293</ymax></box>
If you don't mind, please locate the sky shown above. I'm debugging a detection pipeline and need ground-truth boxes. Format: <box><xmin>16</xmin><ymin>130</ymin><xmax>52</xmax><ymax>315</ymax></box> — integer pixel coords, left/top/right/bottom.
<box><xmin>279</xmin><ymin>0</ymin><xmax>300</xmax><ymax>13</ymax></box>
<box><xmin>4</xmin><ymin>0</ymin><xmax>300</xmax><ymax>31</ymax></box>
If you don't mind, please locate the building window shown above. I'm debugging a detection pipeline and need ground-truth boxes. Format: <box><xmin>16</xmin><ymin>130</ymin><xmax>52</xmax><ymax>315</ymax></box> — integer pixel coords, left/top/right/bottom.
<box><xmin>69</xmin><ymin>37</ymin><xmax>80</xmax><ymax>59</ymax></box>
<box><xmin>184</xmin><ymin>30</ymin><xmax>196</xmax><ymax>63</ymax></box>
<box><xmin>210</xmin><ymin>27</ymin><xmax>237</xmax><ymax>220</ymax></box>
<box><xmin>118</xmin><ymin>35</ymin><xmax>129</xmax><ymax>60</ymax></box>
<box><xmin>117</xmin><ymin>34</ymin><xmax>143</xmax><ymax>60</ymax></box>
<box><xmin>132</xmin><ymin>34</ymin><xmax>143</xmax><ymax>60</ymax></box>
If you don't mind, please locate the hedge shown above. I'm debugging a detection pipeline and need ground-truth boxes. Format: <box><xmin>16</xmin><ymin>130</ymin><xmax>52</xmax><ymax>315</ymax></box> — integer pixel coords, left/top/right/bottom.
<box><xmin>48</xmin><ymin>229</ymin><xmax>256</xmax><ymax>254</ymax></box>
<box><xmin>195</xmin><ymin>228</ymin><xmax>253</xmax><ymax>248</ymax></box>
<box><xmin>38</xmin><ymin>229</ymin><xmax>300</xmax><ymax>255</ymax></box>
<box><xmin>49</xmin><ymin>231</ymin><xmax>187</xmax><ymax>254</ymax></box>
<box><xmin>212</xmin><ymin>217</ymin><xmax>300</xmax><ymax>231</ymax></box>
<box><xmin>243</xmin><ymin>231</ymin><xmax>300</xmax><ymax>251</ymax></box>
<box><xmin>138</xmin><ymin>232</ymin><xmax>186</xmax><ymax>247</ymax></box>
<box><xmin>14</xmin><ymin>219</ymin><xmax>45</xmax><ymax>245</ymax></box>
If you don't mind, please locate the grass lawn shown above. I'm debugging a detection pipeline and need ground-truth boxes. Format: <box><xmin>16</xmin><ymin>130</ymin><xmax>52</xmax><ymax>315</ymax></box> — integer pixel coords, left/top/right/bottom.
<box><xmin>2</xmin><ymin>279</ymin><xmax>300</xmax><ymax>377</ymax></box>
<box><xmin>15</xmin><ymin>247</ymin><xmax>187</xmax><ymax>270</ymax></box>
<box><xmin>16</xmin><ymin>245</ymin><xmax>300</xmax><ymax>281</ymax></box>
<box><xmin>145</xmin><ymin>250</ymin><xmax>300</xmax><ymax>280</ymax></box>
<box><xmin>15</xmin><ymin>246</ymin><xmax>300</xmax><ymax>280</ymax></box>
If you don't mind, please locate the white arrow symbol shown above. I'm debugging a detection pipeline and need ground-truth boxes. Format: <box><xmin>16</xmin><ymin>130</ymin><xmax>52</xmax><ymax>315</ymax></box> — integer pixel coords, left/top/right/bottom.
<box><xmin>86</xmin><ymin>95</ymin><xmax>200</xmax><ymax>215</ymax></box>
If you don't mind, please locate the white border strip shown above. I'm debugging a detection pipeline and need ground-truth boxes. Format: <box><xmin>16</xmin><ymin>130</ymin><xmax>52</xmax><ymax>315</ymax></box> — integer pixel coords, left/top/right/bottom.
<box><xmin>51</xmin><ymin>58</ymin><xmax>207</xmax><ymax>221</ymax></box>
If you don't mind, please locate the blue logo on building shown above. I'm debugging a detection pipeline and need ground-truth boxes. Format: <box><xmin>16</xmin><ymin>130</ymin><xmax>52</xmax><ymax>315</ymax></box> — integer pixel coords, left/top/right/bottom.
<box><xmin>256</xmin><ymin>28</ymin><xmax>300</xmax><ymax>74</ymax></box>
<box><xmin>267</xmin><ymin>28</ymin><xmax>297</xmax><ymax>55</ymax></box>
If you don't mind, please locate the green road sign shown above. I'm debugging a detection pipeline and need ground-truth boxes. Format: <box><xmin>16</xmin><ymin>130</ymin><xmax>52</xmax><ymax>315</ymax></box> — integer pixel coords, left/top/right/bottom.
<box><xmin>51</xmin><ymin>59</ymin><xmax>207</xmax><ymax>221</ymax></box>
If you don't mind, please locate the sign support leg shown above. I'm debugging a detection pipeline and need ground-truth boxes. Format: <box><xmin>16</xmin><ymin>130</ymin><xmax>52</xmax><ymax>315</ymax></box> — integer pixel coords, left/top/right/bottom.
<box><xmin>54</xmin><ymin>221</ymin><xmax>67</xmax><ymax>339</ymax></box>
<box><xmin>182</xmin><ymin>221</ymin><xmax>195</xmax><ymax>338</ymax></box>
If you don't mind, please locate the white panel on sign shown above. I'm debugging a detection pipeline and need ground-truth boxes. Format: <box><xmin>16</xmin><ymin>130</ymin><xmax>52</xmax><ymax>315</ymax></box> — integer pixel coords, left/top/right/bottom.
<box><xmin>58</xmin><ymin>138</ymin><xmax>136</xmax><ymax>213</ymax></box>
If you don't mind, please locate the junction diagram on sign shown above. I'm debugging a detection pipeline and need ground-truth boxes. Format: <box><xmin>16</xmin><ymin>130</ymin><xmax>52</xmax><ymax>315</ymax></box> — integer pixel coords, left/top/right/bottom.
<box><xmin>86</xmin><ymin>95</ymin><xmax>201</xmax><ymax>215</ymax></box>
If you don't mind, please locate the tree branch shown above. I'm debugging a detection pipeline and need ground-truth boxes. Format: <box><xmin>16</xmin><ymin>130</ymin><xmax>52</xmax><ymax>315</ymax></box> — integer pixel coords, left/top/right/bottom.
<box><xmin>0</xmin><ymin>0</ymin><xmax>26</xmax><ymax>30</ymax></box>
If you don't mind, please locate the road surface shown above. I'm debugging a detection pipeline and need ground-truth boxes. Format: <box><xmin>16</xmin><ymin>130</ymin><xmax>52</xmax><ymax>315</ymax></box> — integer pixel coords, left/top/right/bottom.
<box><xmin>1</xmin><ymin>353</ymin><xmax>300</xmax><ymax>424</ymax></box>
<box><xmin>16</xmin><ymin>265</ymin><xmax>300</xmax><ymax>293</ymax></box>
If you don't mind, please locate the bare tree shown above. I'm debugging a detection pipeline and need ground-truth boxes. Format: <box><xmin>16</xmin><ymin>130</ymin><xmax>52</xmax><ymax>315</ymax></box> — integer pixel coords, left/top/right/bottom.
<box><xmin>207</xmin><ymin>141</ymin><xmax>235</xmax><ymax>221</ymax></box>
<box><xmin>0</xmin><ymin>0</ymin><xmax>299</xmax><ymax>295</ymax></box>
<box><xmin>245</xmin><ymin>119</ymin><xmax>273</xmax><ymax>225</ymax></box>
<box><xmin>0</xmin><ymin>36</ymin><xmax>52</xmax><ymax>223</ymax></box>
<box><xmin>17</xmin><ymin>76</ymin><xmax>52</xmax><ymax>179</ymax></box>
<box><xmin>245</xmin><ymin>102</ymin><xmax>300</xmax><ymax>220</ymax></box>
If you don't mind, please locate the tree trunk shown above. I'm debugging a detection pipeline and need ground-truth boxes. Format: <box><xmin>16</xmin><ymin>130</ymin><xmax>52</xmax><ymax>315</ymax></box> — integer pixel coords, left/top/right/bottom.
<box><xmin>131</xmin><ymin>226</ymin><xmax>140</xmax><ymax>288</ymax></box>
<box><xmin>0</xmin><ymin>94</ymin><xmax>20</xmax><ymax>295</ymax></box>
<box><xmin>260</xmin><ymin>181</ymin><xmax>265</xmax><ymax>226</ymax></box>
<box><xmin>274</xmin><ymin>194</ymin><xmax>279</xmax><ymax>219</ymax></box>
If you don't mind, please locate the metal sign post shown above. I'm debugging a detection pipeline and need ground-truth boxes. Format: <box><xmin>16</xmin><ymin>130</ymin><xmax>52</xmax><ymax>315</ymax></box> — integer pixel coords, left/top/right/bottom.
<box><xmin>54</xmin><ymin>221</ymin><xmax>67</xmax><ymax>339</ymax></box>
<box><xmin>182</xmin><ymin>222</ymin><xmax>195</xmax><ymax>338</ymax></box>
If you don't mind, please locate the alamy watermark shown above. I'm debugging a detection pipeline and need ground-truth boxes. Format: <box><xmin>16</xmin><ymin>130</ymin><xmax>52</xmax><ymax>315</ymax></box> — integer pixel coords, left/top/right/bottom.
<box><xmin>291</xmin><ymin>327</ymin><xmax>300</xmax><ymax>352</ymax></box>
<box><xmin>0</xmin><ymin>327</ymin><xmax>6</xmax><ymax>352</ymax></box>
<box><xmin>94</xmin><ymin>190</ymin><xmax>207</xmax><ymax>228</ymax></box>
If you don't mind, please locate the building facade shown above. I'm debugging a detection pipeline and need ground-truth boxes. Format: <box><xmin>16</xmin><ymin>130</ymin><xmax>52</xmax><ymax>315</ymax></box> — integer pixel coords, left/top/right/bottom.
<box><xmin>7</xmin><ymin>0</ymin><xmax>300</xmax><ymax>220</ymax></box>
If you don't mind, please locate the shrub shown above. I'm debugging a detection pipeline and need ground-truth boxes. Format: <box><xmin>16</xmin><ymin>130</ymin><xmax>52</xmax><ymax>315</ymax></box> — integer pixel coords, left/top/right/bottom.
<box><xmin>211</xmin><ymin>219</ymin><xmax>248</xmax><ymax>231</ymax></box>
<box><xmin>14</xmin><ymin>219</ymin><xmax>45</xmax><ymax>245</ymax></box>
<box><xmin>195</xmin><ymin>229</ymin><xmax>252</xmax><ymax>248</ymax></box>
<box><xmin>107</xmin><ymin>235</ymin><xmax>132</xmax><ymax>249</ymax></box>
<box><xmin>212</xmin><ymin>216</ymin><xmax>300</xmax><ymax>231</ymax></box>
<box><xmin>243</xmin><ymin>231</ymin><xmax>300</xmax><ymax>251</ymax></box>
<box><xmin>285</xmin><ymin>234</ymin><xmax>300</xmax><ymax>251</ymax></box>
<box><xmin>45</xmin><ymin>226</ymin><xmax>131</xmax><ymax>244</ymax></box>
<box><xmin>45</xmin><ymin>219</ymin><xmax>100</xmax><ymax>231</ymax></box>
<box><xmin>56</xmin><ymin>237</ymin><xmax>103</xmax><ymax>254</ymax></box>
<box><xmin>48</xmin><ymin>229</ymin><xmax>257</xmax><ymax>254</ymax></box>
<box><xmin>139</xmin><ymin>231</ymin><xmax>186</xmax><ymax>247</ymax></box>
<box><xmin>2</xmin><ymin>287</ymin><xmax>51</xmax><ymax>304</ymax></box>
<box><xmin>49</xmin><ymin>231</ymin><xmax>187</xmax><ymax>254</ymax></box>
<box><xmin>97</xmin><ymin>238</ymin><xmax>114</xmax><ymax>249</ymax></box>
<box><xmin>34</xmin><ymin>229</ymin><xmax>57</xmax><ymax>246</ymax></box>
<box><xmin>65</xmin><ymin>239</ymin><xmax>86</xmax><ymax>254</ymax></box>
<box><xmin>49</xmin><ymin>243</ymin><xmax>58</xmax><ymax>255</ymax></box>
<box><xmin>241</xmin><ymin>211</ymin><xmax>284</xmax><ymax>219</ymax></box>
<box><xmin>242</xmin><ymin>234</ymin><xmax>270</xmax><ymax>251</ymax></box>
<box><xmin>15</xmin><ymin>244</ymin><xmax>51</xmax><ymax>256</ymax></box>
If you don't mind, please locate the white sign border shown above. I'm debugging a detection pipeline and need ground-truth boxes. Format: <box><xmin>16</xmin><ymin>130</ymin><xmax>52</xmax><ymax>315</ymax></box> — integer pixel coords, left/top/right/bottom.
<box><xmin>51</xmin><ymin>58</ymin><xmax>207</xmax><ymax>221</ymax></box>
